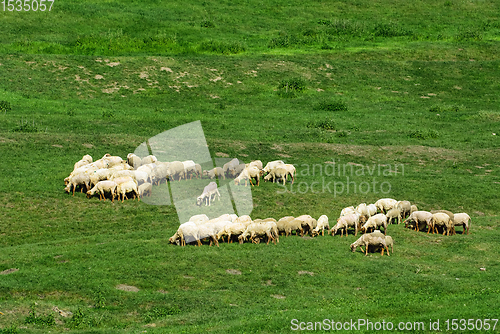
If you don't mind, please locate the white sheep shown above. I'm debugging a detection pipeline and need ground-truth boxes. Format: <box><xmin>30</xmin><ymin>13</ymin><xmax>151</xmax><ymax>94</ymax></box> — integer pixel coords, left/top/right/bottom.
<box><xmin>263</xmin><ymin>166</ymin><xmax>288</xmax><ymax>185</ymax></box>
<box><xmin>355</xmin><ymin>203</ymin><xmax>372</xmax><ymax>222</ymax></box>
<box><xmin>203</xmin><ymin>167</ymin><xmax>225</xmax><ymax>180</ymax></box>
<box><xmin>385</xmin><ymin>208</ymin><xmax>402</xmax><ymax>225</ymax></box>
<box><xmin>330</xmin><ymin>212</ymin><xmax>361</xmax><ymax>237</ymax></box>
<box><xmin>182</xmin><ymin>160</ymin><xmax>197</xmax><ymax>179</ymax></box>
<box><xmin>396</xmin><ymin>200</ymin><xmax>411</xmax><ymax>219</ymax></box>
<box><xmin>196</xmin><ymin>182</ymin><xmax>221</xmax><ymax>206</ymax></box>
<box><xmin>169</xmin><ymin>222</ymin><xmax>200</xmax><ymax>246</ymax></box>
<box><xmin>410</xmin><ymin>205</ymin><xmax>418</xmax><ymax>215</ymax></box>
<box><xmin>430</xmin><ymin>212</ymin><xmax>453</xmax><ymax>236</ymax></box>
<box><xmin>109</xmin><ymin>170</ymin><xmax>136</xmax><ymax>181</ymax></box>
<box><xmin>167</xmin><ymin>161</ymin><xmax>186</xmax><ymax>181</ymax></box>
<box><xmin>189</xmin><ymin>214</ymin><xmax>210</xmax><ymax>224</ymax></box>
<box><xmin>374</xmin><ymin>198</ymin><xmax>397</xmax><ymax>214</ymax></box>
<box><xmin>138</xmin><ymin>182</ymin><xmax>152</xmax><ymax>199</ymax></box>
<box><xmin>197</xmin><ymin>222</ymin><xmax>220</xmax><ymax>247</ymax></box>
<box><xmin>238</xmin><ymin>222</ymin><xmax>275</xmax><ymax>245</ymax></box>
<box><xmin>282</xmin><ymin>164</ymin><xmax>296</xmax><ymax>184</ymax></box>
<box><xmin>131</xmin><ymin>170</ymin><xmax>149</xmax><ymax>185</ymax></box>
<box><xmin>295</xmin><ymin>214</ymin><xmax>317</xmax><ymax>236</ymax></box>
<box><xmin>312</xmin><ymin>215</ymin><xmax>329</xmax><ymax>237</ymax></box>
<box><xmin>126</xmin><ymin>153</ymin><xmax>142</xmax><ymax>169</ymax></box>
<box><xmin>116</xmin><ymin>180</ymin><xmax>140</xmax><ymax>203</ymax></box>
<box><xmin>340</xmin><ymin>206</ymin><xmax>355</xmax><ymax>217</ymax></box>
<box><xmin>234</xmin><ymin>165</ymin><xmax>261</xmax><ymax>186</ymax></box>
<box><xmin>263</xmin><ymin>160</ymin><xmax>285</xmax><ymax>174</ymax></box>
<box><xmin>88</xmin><ymin>168</ymin><xmax>112</xmax><ymax>188</ymax></box>
<box><xmin>216</xmin><ymin>222</ymin><xmax>247</xmax><ymax>243</ymax></box>
<box><xmin>141</xmin><ymin>155</ymin><xmax>157</xmax><ymax>166</ymax></box>
<box><xmin>86</xmin><ymin>180</ymin><xmax>117</xmax><ymax>202</ymax></box>
<box><xmin>150</xmin><ymin>163</ymin><xmax>169</xmax><ymax>185</ymax></box>
<box><xmin>453</xmin><ymin>212</ymin><xmax>471</xmax><ymax>235</ymax></box>
<box><xmin>404</xmin><ymin>211</ymin><xmax>433</xmax><ymax>232</ymax></box>
<box><xmin>350</xmin><ymin>231</ymin><xmax>389</xmax><ymax>256</ymax></box>
<box><xmin>223</xmin><ymin>158</ymin><xmax>240</xmax><ymax>178</ymax></box>
<box><xmin>64</xmin><ymin>173</ymin><xmax>91</xmax><ymax>196</ymax></box>
<box><xmin>246</xmin><ymin>160</ymin><xmax>263</xmax><ymax>170</ymax></box>
<box><xmin>361</xmin><ymin>213</ymin><xmax>388</xmax><ymax>235</ymax></box>
<box><xmin>367</xmin><ymin>233</ymin><xmax>394</xmax><ymax>255</ymax></box>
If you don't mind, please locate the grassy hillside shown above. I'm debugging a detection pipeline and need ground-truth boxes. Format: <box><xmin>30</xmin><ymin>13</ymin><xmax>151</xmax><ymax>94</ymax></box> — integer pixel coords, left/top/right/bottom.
<box><xmin>1</xmin><ymin>0</ymin><xmax>500</xmax><ymax>333</ymax></box>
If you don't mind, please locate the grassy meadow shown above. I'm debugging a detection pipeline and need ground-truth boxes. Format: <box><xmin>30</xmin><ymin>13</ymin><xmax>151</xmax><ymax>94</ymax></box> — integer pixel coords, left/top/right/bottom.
<box><xmin>0</xmin><ymin>0</ymin><xmax>500</xmax><ymax>333</ymax></box>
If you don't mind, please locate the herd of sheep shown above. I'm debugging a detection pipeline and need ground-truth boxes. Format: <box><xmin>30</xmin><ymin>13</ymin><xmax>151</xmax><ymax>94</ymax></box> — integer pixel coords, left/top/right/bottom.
<box><xmin>64</xmin><ymin>154</ymin><xmax>471</xmax><ymax>255</ymax></box>
<box><xmin>167</xmin><ymin>197</ymin><xmax>472</xmax><ymax>256</ymax></box>
<box><xmin>64</xmin><ymin>153</ymin><xmax>294</xmax><ymax>204</ymax></box>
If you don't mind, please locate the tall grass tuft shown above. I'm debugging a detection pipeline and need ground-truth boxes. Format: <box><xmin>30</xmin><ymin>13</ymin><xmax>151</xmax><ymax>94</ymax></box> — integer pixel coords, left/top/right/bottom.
<box><xmin>0</xmin><ymin>101</ymin><xmax>11</xmax><ymax>114</ymax></box>
<box><xmin>313</xmin><ymin>100</ymin><xmax>348</xmax><ymax>112</ymax></box>
<box><xmin>277</xmin><ymin>78</ymin><xmax>306</xmax><ymax>98</ymax></box>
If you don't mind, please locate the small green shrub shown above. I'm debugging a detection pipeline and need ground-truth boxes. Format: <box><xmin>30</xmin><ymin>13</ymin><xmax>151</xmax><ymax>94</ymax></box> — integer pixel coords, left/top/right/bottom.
<box><xmin>201</xmin><ymin>20</ymin><xmax>215</xmax><ymax>28</ymax></box>
<box><xmin>316</xmin><ymin>119</ymin><xmax>336</xmax><ymax>131</ymax></box>
<box><xmin>429</xmin><ymin>105</ymin><xmax>460</xmax><ymax>112</ymax></box>
<box><xmin>455</xmin><ymin>29</ymin><xmax>483</xmax><ymax>41</ymax></box>
<box><xmin>0</xmin><ymin>326</ymin><xmax>19</xmax><ymax>334</ymax></box>
<box><xmin>102</xmin><ymin>110</ymin><xmax>115</xmax><ymax>118</ymax></box>
<box><xmin>314</xmin><ymin>100</ymin><xmax>348</xmax><ymax>112</ymax></box>
<box><xmin>0</xmin><ymin>101</ymin><xmax>11</xmax><ymax>113</ymax></box>
<box><xmin>277</xmin><ymin>78</ymin><xmax>306</xmax><ymax>98</ymax></box>
<box><xmin>24</xmin><ymin>303</ymin><xmax>55</xmax><ymax>327</ymax></box>
<box><xmin>336</xmin><ymin>130</ymin><xmax>349</xmax><ymax>137</ymax></box>
<box><xmin>408</xmin><ymin>129</ymin><xmax>439</xmax><ymax>139</ymax></box>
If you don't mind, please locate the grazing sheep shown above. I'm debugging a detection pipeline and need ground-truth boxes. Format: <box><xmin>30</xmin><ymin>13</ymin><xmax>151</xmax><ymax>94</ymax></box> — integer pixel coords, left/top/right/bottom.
<box><xmin>295</xmin><ymin>215</ymin><xmax>317</xmax><ymax>236</ymax></box>
<box><xmin>137</xmin><ymin>163</ymin><xmax>155</xmax><ymax>175</ymax></box>
<box><xmin>131</xmin><ymin>170</ymin><xmax>149</xmax><ymax>185</ymax></box>
<box><xmin>396</xmin><ymin>201</ymin><xmax>412</xmax><ymax>219</ymax></box>
<box><xmin>361</xmin><ymin>213</ymin><xmax>388</xmax><ymax>235</ymax></box>
<box><xmin>276</xmin><ymin>216</ymin><xmax>295</xmax><ymax>236</ymax></box>
<box><xmin>203</xmin><ymin>167</ymin><xmax>225</xmax><ymax>180</ymax></box>
<box><xmin>167</xmin><ymin>161</ymin><xmax>186</xmax><ymax>181</ymax></box>
<box><xmin>182</xmin><ymin>160</ymin><xmax>197</xmax><ymax>179</ymax></box>
<box><xmin>217</xmin><ymin>222</ymin><xmax>247</xmax><ymax>243</ymax></box>
<box><xmin>234</xmin><ymin>165</ymin><xmax>261</xmax><ymax>186</ymax></box>
<box><xmin>138</xmin><ymin>182</ymin><xmax>152</xmax><ymax>199</ymax></box>
<box><xmin>88</xmin><ymin>168</ymin><xmax>112</xmax><ymax>188</ymax></box>
<box><xmin>127</xmin><ymin>153</ymin><xmax>142</xmax><ymax>169</ymax></box>
<box><xmin>238</xmin><ymin>222</ymin><xmax>275</xmax><ymax>245</ymax></box>
<box><xmin>355</xmin><ymin>203</ymin><xmax>372</xmax><ymax>222</ymax></box>
<box><xmin>367</xmin><ymin>204</ymin><xmax>378</xmax><ymax>216</ymax></box>
<box><xmin>223</xmin><ymin>158</ymin><xmax>240</xmax><ymax>178</ymax></box>
<box><xmin>282</xmin><ymin>164</ymin><xmax>296</xmax><ymax>184</ymax></box>
<box><xmin>151</xmin><ymin>163</ymin><xmax>170</xmax><ymax>185</ymax></box>
<box><xmin>247</xmin><ymin>160</ymin><xmax>263</xmax><ymax>170</ymax></box>
<box><xmin>431</xmin><ymin>210</ymin><xmax>456</xmax><ymax>234</ymax></box>
<box><xmin>369</xmin><ymin>234</ymin><xmax>394</xmax><ymax>255</ymax></box>
<box><xmin>228</xmin><ymin>163</ymin><xmax>246</xmax><ymax>178</ymax></box>
<box><xmin>74</xmin><ymin>159</ymin><xmax>91</xmax><ymax>171</ymax></box>
<box><xmin>102</xmin><ymin>154</ymin><xmax>126</xmax><ymax>168</ymax></box>
<box><xmin>64</xmin><ymin>173</ymin><xmax>91</xmax><ymax>196</ymax></box>
<box><xmin>350</xmin><ymin>231</ymin><xmax>389</xmax><ymax>256</ymax></box>
<box><xmin>197</xmin><ymin>223</ymin><xmax>220</xmax><ymax>247</ymax></box>
<box><xmin>189</xmin><ymin>214</ymin><xmax>210</xmax><ymax>224</ymax></box>
<box><xmin>331</xmin><ymin>212</ymin><xmax>362</xmax><ymax>237</ymax></box>
<box><xmin>283</xmin><ymin>218</ymin><xmax>304</xmax><ymax>237</ymax></box>
<box><xmin>141</xmin><ymin>155</ymin><xmax>157</xmax><ymax>166</ymax></box>
<box><xmin>170</xmin><ymin>222</ymin><xmax>200</xmax><ymax>246</ymax></box>
<box><xmin>453</xmin><ymin>212</ymin><xmax>471</xmax><ymax>235</ymax></box>
<box><xmin>263</xmin><ymin>160</ymin><xmax>285</xmax><ymax>174</ymax></box>
<box><xmin>375</xmin><ymin>198</ymin><xmax>397</xmax><ymax>214</ymax></box>
<box><xmin>110</xmin><ymin>170</ymin><xmax>135</xmax><ymax>181</ymax></box>
<box><xmin>196</xmin><ymin>182</ymin><xmax>221</xmax><ymax>206</ymax></box>
<box><xmin>410</xmin><ymin>205</ymin><xmax>418</xmax><ymax>214</ymax></box>
<box><xmin>404</xmin><ymin>211</ymin><xmax>433</xmax><ymax>232</ymax></box>
<box><xmin>112</xmin><ymin>176</ymin><xmax>137</xmax><ymax>186</ymax></box>
<box><xmin>430</xmin><ymin>212</ymin><xmax>453</xmax><ymax>236</ymax></box>
<box><xmin>116</xmin><ymin>180</ymin><xmax>140</xmax><ymax>203</ymax></box>
<box><xmin>386</xmin><ymin>208</ymin><xmax>402</xmax><ymax>225</ymax></box>
<box><xmin>340</xmin><ymin>206</ymin><xmax>355</xmax><ymax>217</ymax></box>
<box><xmin>312</xmin><ymin>215</ymin><xmax>329</xmax><ymax>237</ymax></box>
<box><xmin>194</xmin><ymin>164</ymin><xmax>202</xmax><ymax>178</ymax></box>
<box><xmin>264</xmin><ymin>166</ymin><xmax>288</xmax><ymax>185</ymax></box>
<box><xmin>86</xmin><ymin>180</ymin><xmax>117</xmax><ymax>202</ymax></box>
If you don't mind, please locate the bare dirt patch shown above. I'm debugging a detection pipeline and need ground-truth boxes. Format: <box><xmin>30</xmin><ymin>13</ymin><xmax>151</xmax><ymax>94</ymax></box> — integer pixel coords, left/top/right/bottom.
<box><xmin>0</xmin><ymin>268</ymin><xmax>18</xmax><ymax>275</ymax></box>
<box><xmin>82</xmin><ymin>143</ymin><xmax>94</xmax><ymax>149</ymax></box>
<box><xmin>216</xmin><ymin>152</ymin><xmax>229</xmax><ymax>157</ymax></box>
<box><xmin>226</xmin><ymin>269</ymin><xmax>242</xmax><ymax>275</ymax></box>
<box><xmin>271</xmin><ymin>294</ymin><xmax>286</xmax><ymax>299</ymax></box>
<box><xmin>298</xmin><ymin>271</ymin><xmax>314</xmax><ymax>276</ymax></box>
<box><xmin>115</xmin><ymin>284</ymin><xmax>140</xmax><ymax>292</ymax></box>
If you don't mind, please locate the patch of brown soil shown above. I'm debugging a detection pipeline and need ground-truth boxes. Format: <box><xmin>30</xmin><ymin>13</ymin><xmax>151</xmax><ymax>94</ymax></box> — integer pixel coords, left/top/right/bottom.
<box><xmin>115</xmin><ymin>284</ymin><xmax>139</xmax><ymax>292</ymax></box>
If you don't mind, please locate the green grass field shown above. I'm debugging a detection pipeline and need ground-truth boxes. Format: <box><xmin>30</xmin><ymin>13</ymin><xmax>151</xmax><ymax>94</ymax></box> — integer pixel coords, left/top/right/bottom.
<box><xmin>1</xmin><ymin>0</ymin><xmax>500</xmax><ymax>333</ymax></box>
